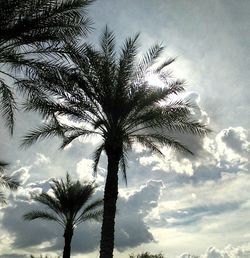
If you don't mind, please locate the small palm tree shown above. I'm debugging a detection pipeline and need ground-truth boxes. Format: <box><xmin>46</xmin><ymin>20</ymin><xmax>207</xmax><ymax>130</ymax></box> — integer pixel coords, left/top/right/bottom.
<box><xmin>24</xmin><ymin>174</ymin><xmax>103</xmax><ymax>258</ymax></box>
<box><xmin>129</xmin><ymin>252</ymin><xmax>165</xmax><ymax>258</ymax></box>
<box><xmin>0</xmin><ymin>161</ymin><xmax>19</xmax><ymax>204</ymax></box>
<box><xmin>0</xmin><ymin>0</ymin><xmax>94</xmax><ymax>133</ymax></box>
<box><xmin>21</xmin><ymin>27</ymin><xmax>210</xmax><ymax>258</ymax></box>
<box><xmin>30</xmin><ymin>255</ymin><xmax>60</xmax><ymax>258</ymax></box>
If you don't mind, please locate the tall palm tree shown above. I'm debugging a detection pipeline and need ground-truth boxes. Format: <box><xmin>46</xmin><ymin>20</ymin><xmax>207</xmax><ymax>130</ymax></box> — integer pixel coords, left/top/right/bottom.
<box><xmin>0</xmin><ymin>0</ymin><xmax>94</xmax><ymax>133</ymax></box>
<box><xmin>0</xmin><ymin>161</ymin><xmax>19</xmax><ymax>204</ymax></box>
<box><xmin>21</xmin><ymin>27</ymin><xmax>210</xmax><ymax>258</ymax></box>
<box><xmin>24</xmin><ymin>173</ymin><xmax>103</xmax><ymax>258</ymax></box>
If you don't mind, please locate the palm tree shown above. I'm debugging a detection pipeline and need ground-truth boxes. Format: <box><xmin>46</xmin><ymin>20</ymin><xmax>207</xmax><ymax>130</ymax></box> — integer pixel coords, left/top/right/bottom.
<box><xmin>0</xmin><ymin>0</ymin><xmax>94</xmax><ymax>133</ymax></box>
<box><xmin>21</xmin><ymin>27</ymin><xmax>210</xmax><ymax>258</ymax></box>
<box><xmin>0</xmin><ymin>161</ymin><xmax>19</xmax><ymax>204</ymax></box>
<box><xmin>129</xmin><ymin>252</ymin><xmax>165</xmax><ymax>258</ymax></box>
<box><xmin>24</xmin><ymin>173</ymin><xmax>102</xmax><ymax>258</ymax></box>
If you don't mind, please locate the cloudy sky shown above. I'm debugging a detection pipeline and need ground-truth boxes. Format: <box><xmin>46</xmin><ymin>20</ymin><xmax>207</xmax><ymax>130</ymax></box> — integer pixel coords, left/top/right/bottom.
<box><xmin>1</xmin><ymin>0</ymin><xmax>250</xmax><ymax>257</ymax></box>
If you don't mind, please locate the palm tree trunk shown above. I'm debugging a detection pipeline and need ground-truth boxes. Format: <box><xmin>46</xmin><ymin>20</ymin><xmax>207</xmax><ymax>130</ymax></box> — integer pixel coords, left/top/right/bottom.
<box><xmin>99</xmin><ymin>148</ymin><xmax>120</xmax><ymax>258</ymax></box>
<box><xmin>63</xmin><ymin>227</ymin><xmax>73</xmax><ymax>258</ymax></box>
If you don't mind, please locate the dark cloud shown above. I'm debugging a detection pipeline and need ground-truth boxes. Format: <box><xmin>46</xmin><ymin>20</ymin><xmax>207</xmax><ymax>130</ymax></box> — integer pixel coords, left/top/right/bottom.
<box><xmin>220</xmin><ymin>127</ymin><xmax>250</xmax><ymax>155</ymax></box>
<box><xmin>0</xmin><ymin>254</ymin><xmax>28</xmax><ymax>258</ymax></box>
<box><xmin>159</xmin><ymin>202</ymin><xmax>241</xmax><ymax>228</ymax></box>
<box><xmin>1</xmin><ymin>179</ymin><xmax>164</xmax><ymax>255</ymax></box>
<box><xmin>115</xmin><ymin>180</ymin><xmax>164</xmax><ymax>250</ymax></box>
<box><xmin>2</xmin><ymin>184</ymin><xmax>59</xmax><ymax>250</ymax></box>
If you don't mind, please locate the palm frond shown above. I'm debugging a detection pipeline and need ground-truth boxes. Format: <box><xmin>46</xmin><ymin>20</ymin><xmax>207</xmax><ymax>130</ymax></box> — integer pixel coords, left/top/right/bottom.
<box><xmin>75</xmin><ymin>198</ymin><xmax>103</xmax><ymax>224</ymax></box>
<box><xmin>155</xmin><ymin>57</ymin><xmax>176</xmax><ymax>73</ymax></box>
<box><xmin>30</xmin><ymin>254</ymin><xmax>61</xmax><ymax>258</ymax></box>
<box><xmin>76</xmin><ymin>209</ymin><xmax>103</xmax><ymax>225</ymax></box>
<box><xmin>23</xmin><ymin>210</ymin><xmax>63</xmax><ymax>226</ymax></box>
<box><xmin>119</xmin><ymin>150</ymin><xmax>128</xmax><ymax>186</ymax></box>
<box><xmin>60</xmin><ymin>128</ymin><xmax>99</xmax><ymax>149</ymax></box>
<box><xmin>0</xmin><ymin>162</ymin><xmax>19</xmax><ymax>204</ymax></box>
<box><xmin>92</xmin><ymin>143</ymin><xmax>105</xmax><ymax>175</ymax></box>
<box><xmin>0</xmin><ymin>161</ymin><xmax>9</xmax><ymax>171</ymax></box>
<box><xmin>0</xmin><ymin>174</ymin><xmax>19</xmax><ymax>190</ymax></box>
<box><xmin>138</xmin><ymin>44</ymin><xmax>164</xmax><ymax>74</ymax></box>
<box><xmin>20</xmin><ymin>118</ymin><xmax>65</xmax><ymax>148</ymax></box>
<box><xmin>100</xmin><ymin>26</ymin><xmax>116</xmax><ymax>59</ymax></box>
<box><xmin>0</xmin><ymin>191</ymin><xmax>7</xmax><ymax>205</ymax></box>
<box><xmin>81</xmin><ymin>199</ymin><xmax>103</xmax><ymax>214</ymax></box>
<box><xmin>134</xmin><ymin>133</ymin><xmax>193</xmax><ymax>155</ymax></box>
<box><xmin>117</xmin><ymin>33</ymin><xmax>140</xmax><ymax>86</ymax></box>
<box><xmin>0</xmin><ymin>80</ymin><xmax>17</xmax><ymax>134</ymax></box>
<box><xmin>33</xmin><ymin>193</ymin><xmax>62</xmax><ymax>214</ymax></box>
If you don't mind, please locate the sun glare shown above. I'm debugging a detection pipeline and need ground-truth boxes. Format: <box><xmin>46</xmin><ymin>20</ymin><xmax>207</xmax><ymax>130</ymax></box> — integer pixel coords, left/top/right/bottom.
<box><xmin>145</xmin><ymin>72</ymin><xmax>165</xmax><ymax>88</ymax></box>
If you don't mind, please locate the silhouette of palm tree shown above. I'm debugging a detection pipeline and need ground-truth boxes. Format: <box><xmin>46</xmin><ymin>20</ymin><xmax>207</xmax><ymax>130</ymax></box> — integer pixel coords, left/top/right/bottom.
<box><xmin>129</xmin><ymin>252</ymin><xmax>165</xmax><ymax>258</ymax></box>
<box><xmin>21</xmin><ymin>27</ymin><xmax>210</xmax><ymax>258</ymax></box>
<box><xmin>0</xmin><ymin>0</ymin><xmax>94</xmax><ymax>133</ymax></box>
<box><xmin>24</xmin><ymin>173</ymin><xmax>102</xmax><ymax>258</ymax></box>
<box><xmin>30</xmin><ymin>255</ymin><xmax>60</xmax><ymax>258</ymax></box>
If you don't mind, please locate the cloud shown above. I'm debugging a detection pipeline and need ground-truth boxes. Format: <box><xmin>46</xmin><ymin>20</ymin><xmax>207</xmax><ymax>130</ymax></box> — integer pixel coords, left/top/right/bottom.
<box><xmin>1</xmin><ymin>180</ymin><xmax>59</xmax><ymax>251</ymax></box>
<box><xmin>179</xmin><ymin>254</ymin><xmax>199</xmax><ymax>258</ymax></box>
<box><xmin>0</xmin><ymin>254</ymin><xmax>28</xmax><ymax>258</ymax></box>
<box><xmin>34</xmin><ymin>153</ymin><xmax>51</xmax><ymax>166</ymax></box>
<box><xmin>219</xmin><ymin>127</ymin><xmax>250</xmax><ymax>156</ymax></box>
<box><xmin>11</xmin><ymin>166</ymin><xmax>31</xmax><ymax>185</ymax></box>
<box><xmin>185</xmin><ymin>243</ymin><xmax>250</xmax><ymax>258</ymax></box>
<box><xmin>0</xmin><ymin>176</ymin><xmax>165</xmax><ymax>256</ymax></box>
<box><xmin>115</xmin><ymin>180</ymin><xmax>165</xmax><ymax>250</ymax></box>
<box><xmin>76</xmin><ymin>158</ymin><xmax>105</xmax><ymax>185</ymax></box>
<box><xmin>137</xmin><ymin>126</ymin><xmax>250</xmax><ymax>187</ymax></box>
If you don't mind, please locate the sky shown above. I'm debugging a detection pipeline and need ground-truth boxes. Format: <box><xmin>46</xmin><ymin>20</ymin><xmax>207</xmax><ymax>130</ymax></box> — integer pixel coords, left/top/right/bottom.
<box><xmin>0</xmin><ymin>0</ymin><xmax>250</xmax><ymax>257</ymax></box>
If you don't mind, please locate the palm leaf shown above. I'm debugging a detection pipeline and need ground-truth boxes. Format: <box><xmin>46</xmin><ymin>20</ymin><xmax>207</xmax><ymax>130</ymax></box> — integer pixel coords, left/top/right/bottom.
<box><xmin>76</xmin><ymin>209</ymin><xmax>103</xmax><ymax>225</ymax></box>
<box><xmin>0</xmin><ymin>80</ymin><xmax>17</xmax><ymax>134</ymax></box>
<box><xmin>92</xmin><ymin>143</ymin><xmax>105</xmax><ymax>175</ymax></box>
<box><xmin>20</xmin><ymin>118</ymin><xmax>65</xmax><ymax>148</ymax></box>
<box><xmin>119</xmin><ymin>150</ymin><xmax>128</xmax><ymax>186</ymax></box>
<box><xmin>138</xmin><ymin>44</ymin><xmax>164</xmax><ymax>73</ymax></box>
<box><xmin>0</xmin><ymin>174</ymin><xmax>19</xmax><ymax>190</ymax></box>
<box><xmin>23</xmin><ymin>210</ymin><xmax>63</xmax><ymax>226</ymax></box>
<box><xmin>100</xmin><ymin>26</ymin><xmax>116</xmax><ymax>59</ymax></box>
<box><xmin>0</xmin><ymin>191</ymin><xmax>7</xmax><ymax>205</ymax></box>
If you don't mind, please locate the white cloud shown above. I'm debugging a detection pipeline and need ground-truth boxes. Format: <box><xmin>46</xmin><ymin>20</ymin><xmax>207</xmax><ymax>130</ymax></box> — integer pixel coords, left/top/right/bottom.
<box><xmin>76</xmin><ymin>158</ymin><xmax>105</xmax><ymax>185</ymax></box>
<box><xmin>11</xmin><ymin>166</ymin><xmax>30</xmax><ymax>185</ymax></box>
<box><xmin>198</xmin><ymin>243</ymin><xmax>250</xmax><ymax>258</ymax></box>
<box><xmin>219</xmin><ymin>127</ymin><xmax>250</xmax><ymax>155</ymax></box>
<box><xmin>34</xmin><ymin>153</ymin><xmax>50</xmax><ymax>166</ymax></box>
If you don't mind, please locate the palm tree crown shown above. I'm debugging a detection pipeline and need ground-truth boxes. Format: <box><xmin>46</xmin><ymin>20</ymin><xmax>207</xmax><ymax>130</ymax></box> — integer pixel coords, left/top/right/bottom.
<box><xmin>0</xmin><ymin>161</ymin><xmax>19</xmax><ymax>204</ymax></box>
<box><xmin>24</xmin><ymin>173</ymin><xmax>102</xmax><ymax>258</ymax></box>
<box><xmin>22</xmin><ymin>27</ymin><xmax>210</xmax><ymax>172</ymax></box>
<box><xmin>0</xmin><ymin>0</ymin><xmax>94</xmax><ymax>133</ymax></box>
<box><xmin>21</xmin><ymin>27</ymin><xmax>210</xmax><ymax>258</ymax></box>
